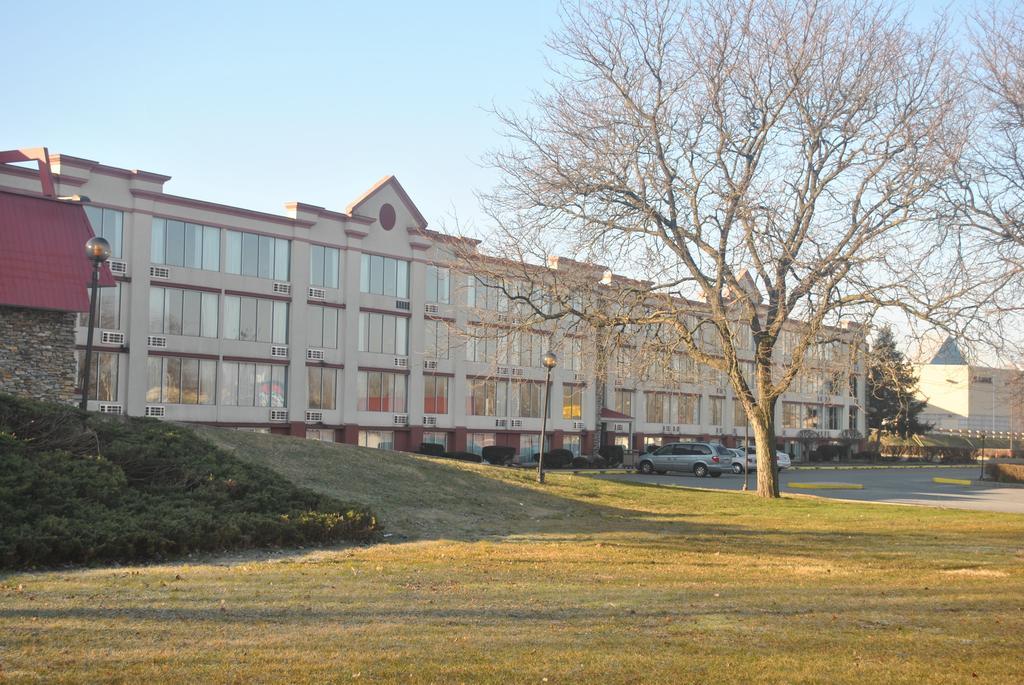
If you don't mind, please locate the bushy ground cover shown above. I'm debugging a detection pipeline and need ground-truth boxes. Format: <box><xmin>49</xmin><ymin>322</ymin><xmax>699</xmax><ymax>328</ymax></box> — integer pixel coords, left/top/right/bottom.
<box><xmin>0</xmin><ymin>394</ymin><xmax>376</xmax><ymax>568</ymax></box>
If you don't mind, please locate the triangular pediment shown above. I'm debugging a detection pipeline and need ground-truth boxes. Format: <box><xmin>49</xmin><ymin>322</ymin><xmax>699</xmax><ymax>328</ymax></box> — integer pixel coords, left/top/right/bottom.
<box><xmin>345</xmin><ymin>176</ymin><xmax>428</xmax><ymax>231</ymax></box>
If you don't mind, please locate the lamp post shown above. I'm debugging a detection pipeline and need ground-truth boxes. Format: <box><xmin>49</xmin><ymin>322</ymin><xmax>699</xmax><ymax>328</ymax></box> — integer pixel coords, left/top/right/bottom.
<box><xmin>80</xmin><ymin>236</ymin><xmax>111</xmax><ymax>411</ymax></box>
<box><xmin>537</xmin><ymin>350</ymin><xmax>558</xmax><ymax>484</ymax></box>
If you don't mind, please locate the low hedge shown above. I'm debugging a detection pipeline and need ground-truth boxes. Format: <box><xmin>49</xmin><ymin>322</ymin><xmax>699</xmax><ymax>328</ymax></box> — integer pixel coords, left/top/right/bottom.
<box><xmin>0</xmin><ymin>394</ymin><xmax>378</xmax><ymax>569</ymax></box>
<box><xmin>598</xmin><ymin>445</ymin><xmax>625</xmax><ymax>467</ymax></box>
<box><xmin>542</xmin><ymin>449</ymin><xmax>574</xmax><ymax>469</ymax></box>
<box><xmin>482</xmin><ymin>445</ymin><xmax>516</xmax><ymax>466</ymax></box>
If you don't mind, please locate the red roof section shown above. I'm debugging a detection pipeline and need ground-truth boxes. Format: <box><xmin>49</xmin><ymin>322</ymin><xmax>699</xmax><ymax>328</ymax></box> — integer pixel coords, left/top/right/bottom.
<box><xmin>600</xmin><ymin>407</ymin><xmax>634</xmax><ymax>421</ymax></box>
<box><xmin>0</xmin><ymin>191</ymin><xmax>115</xmax><ymax>312</ymax></box>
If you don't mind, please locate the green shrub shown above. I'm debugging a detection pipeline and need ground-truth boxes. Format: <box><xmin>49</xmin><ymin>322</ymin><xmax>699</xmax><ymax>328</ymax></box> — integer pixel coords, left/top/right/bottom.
<box><xmin>542</xmin><ymin>449</ymin><xmax>574</xmax><ymax>469</ymax></box>
<box><xmin>482</xmin><ymin>445</ymin><xmax>515</xmax><ymax>465</ymax></box>
<box><xmin>598</xmin><ymin>445</ymin><xmax>625</xmax><ymax>467</ymax></box>
<box><xmin>0</xmin><ymin>393</ymin><xmax>378</xmax><ymax>569</ymax></box>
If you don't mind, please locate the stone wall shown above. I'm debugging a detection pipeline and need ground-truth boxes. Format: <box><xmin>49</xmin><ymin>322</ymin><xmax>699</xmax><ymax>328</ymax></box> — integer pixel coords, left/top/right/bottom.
<box><xmin>0</xmin><ymin>305</ymin><xmax>78</xmax><ymax>403</ymax></box>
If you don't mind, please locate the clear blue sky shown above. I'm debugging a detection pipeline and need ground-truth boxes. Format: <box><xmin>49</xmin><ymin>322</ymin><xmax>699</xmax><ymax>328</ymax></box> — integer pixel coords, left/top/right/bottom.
<box><xmin>1</xmin><ymin>1</ymin><xmax>968</xmax><ymax>235</ymax></box>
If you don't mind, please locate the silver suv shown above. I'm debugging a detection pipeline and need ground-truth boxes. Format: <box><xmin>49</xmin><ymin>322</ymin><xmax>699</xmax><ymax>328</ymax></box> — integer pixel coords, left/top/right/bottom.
<box><xmin>637</xmin><ymin>442</ymin><xmax>730</xmax><ymax>477</ymax></box>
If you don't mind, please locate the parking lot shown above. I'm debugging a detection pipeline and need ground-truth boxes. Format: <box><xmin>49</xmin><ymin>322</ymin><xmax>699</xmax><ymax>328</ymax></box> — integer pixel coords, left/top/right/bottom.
<box><xmin>594</xmin><ymin>466</ymin><xmax>1024</xmax><ymax>514</ymax></box>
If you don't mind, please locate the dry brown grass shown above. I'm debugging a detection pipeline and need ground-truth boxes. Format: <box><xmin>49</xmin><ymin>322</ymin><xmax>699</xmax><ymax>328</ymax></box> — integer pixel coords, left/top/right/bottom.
<box><xmin>2</xmin><ymin>429</ymin><xmax>1022</xmax><ymax>683</ymax></box>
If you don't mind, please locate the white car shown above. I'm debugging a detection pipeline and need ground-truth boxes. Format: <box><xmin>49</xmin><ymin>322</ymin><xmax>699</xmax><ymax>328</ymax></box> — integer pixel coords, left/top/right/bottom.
<box><xmin>730</xmin><ymin>446</ymin><xmax>791</xmax><ymax>474</ymax></box>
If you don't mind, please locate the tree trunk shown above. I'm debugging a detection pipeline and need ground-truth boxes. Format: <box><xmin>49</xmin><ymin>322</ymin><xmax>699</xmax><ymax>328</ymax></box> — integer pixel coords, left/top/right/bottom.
<box><xmin>751</xmin><ymin>409</ymin><xmax>780</xmax><ymax>498</ymax></box>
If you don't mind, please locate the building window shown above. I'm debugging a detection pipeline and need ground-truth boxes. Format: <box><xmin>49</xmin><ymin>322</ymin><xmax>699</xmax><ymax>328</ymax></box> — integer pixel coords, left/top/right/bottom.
<box><xmin>709</xmin><ymin>396</ymin><xmax>724</xmax><ymax>426</ymax></box>
<box><xmin>646</xmin><ymin>392</ymin><xmax>668</xmax><ymax>423</ymax></box>
<box><xmin>519</xmin><ymin>434</ymin><xmax>542</xmax><ymax>459</ymax></box>
<box><xmin>782</xmin><ymin>402</ymin><xmax>801</xmax><ymax>429</ymax></box>
<box><xmin>467</xmin><ymin>432</ymin><xmax>495</xmax><ymax>455</ymax></box>
<box><xmin>146</xmin><ymin>356</ymin><xmax>216</xmax><ymax>405</ymax></box>
<box><xmin>849</xmin><ymin>375</ymin><xmax>859</xmax><ymax>398</ymax></box>
<box><xmin>563</xmin><ymin>434</ymin><xmax>581</xmax><ymax>457</ymax></box>
<box><xmin>466</xmin><ymin>378</ymin><xmax>507</xmax><ymax>416</ymax></box>
<box><xmin>734</xmin><ymin>399</ymin><xmax>750</xmax><ymax>428</ymax></box>
<box><xmin>310</xmin><ymin>245</ymin><xmax>340</xmax><ymax>289</ymax></box>
<box><xmin>510</xmin><ymin>381</ymin><xmax>544</xmax><ymax>418</ymax></box>
<box><xmin>84</xmin><ymin>206</ymin><xmax>124</xmax><ymax>258</ymax></box>
<box><xmin>803</xmin><ymin>405</ymin><xmax>820</xmax><ymax>429</ymax></box>
<box><xmin>465</xmin><ymin>327</ymin><xmax>499</xmax><ymax>363</ymax></box>
<box><xmin>424</xmin><ymin>375</ymin><xmax>449</xmax><ymax>414</ymax></box>
<box><xmin>512</xmin><ymin>332</ymin><xmax>544</xmax><ymax>368</ymax></box>
<box><xmin>422</xmin><ymin>431</ymin><xmax>448</xmax><ymax>450</ymax></box>
<box><xmin>359</xmin><ymin>254</ymin><xmax>409</xmax><ymax>298</ymax></box>
<box><xmin>307</xmin><ymin>305</ymin><xmax>339</xmax><ymax>349</ymax></box>
<box><xmin>220</xmin><ymin>362</ymin><xmax>287</xmax><ymax>407</ymax></box>
<box><xmin>224</xmin><ymin>230</ymin><xmax>290</xmax><ymax>280</ymax></box>
<box><xmin>357</xmin><ymin>371</ymin><xmax>407</xmax><ymax>412</ymax></box>
<box><xmin>564</xmin><ymin>337</ymin><xmax>583</xmax><ymax>371</ymax></box>
<box><xmin>426</xmin><ymin>264</ymin><xmax>450</xmax><ymax>304</ymax></box>
<box><xmin>466</xmin><ymin>276</ymin><xmax>507</xmax><ymax>311</ymax></box>
<box><xmin>827</xmin><ymin>405</ymin><xmax>841</xmax><ymax>430</ymax></box>
<box><xmin>562</xmin><ymin>385</ymin><xmax>583</xmax><ymax>420</ymax></box>
<box><xmin>424</xmin><ymin>319</ymin><xmax>450</xmax><ymax>359</ymax></box>
<box><xmin>613</xmin><ymin>389</ymin><xmax>633</xmax><ymax>417</ymax></box>
<box><xmin>359</xmin><ymin>430</ymin><xmax>395</xmax><ymax>450</ymax></box>
<box><xmin>308</xmin><ymin>367</ymin><xmax>337</xmax><ymax>410</ymax></box>
<box><xmin>149</xmin><ymin>287</ymin><xmax>218</xmax><ymax>337</ymax></box>
<box><xmin>77</xmin><ymin>350</ymin><xmax>118</xmax><ymax>401</ymax></box>
<box><xmin>677</xmin><ymin>394</ymin><xmax>700</xmax><ymax>425</ymax></box>
<box><xmin>358</xmin><ymin>312</ymin><xmax>409</xmax><ymax>355</ymax></box>
<box><xmin>79</xmin><ymin>282</ymin><xmax>121</xmax><ymax>330</ymax></box>
<box><xmin>306</xmin><ymin>429</ymin><xmax>334</xmax><ymax>442</ymax></box>
<box><xmin>848</xmin><ymin>406</ymin><xmax>859</xmax><ymax>432</ymax></box>
<box><xmin>223</xmin><ymin>295</ymin><xmax>288</xmax><ymax>344</ymax></box>
<box><xmin>151</xmin><ymin>218</ymin><xmax>220</xmax><ymax>271</ymax></box>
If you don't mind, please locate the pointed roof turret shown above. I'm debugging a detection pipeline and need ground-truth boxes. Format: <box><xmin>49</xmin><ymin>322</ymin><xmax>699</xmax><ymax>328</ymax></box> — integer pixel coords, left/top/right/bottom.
<box><xmin>929</xmin><ymin>336</ymin><xmax>967</xmax><ymax>365</ymax></box>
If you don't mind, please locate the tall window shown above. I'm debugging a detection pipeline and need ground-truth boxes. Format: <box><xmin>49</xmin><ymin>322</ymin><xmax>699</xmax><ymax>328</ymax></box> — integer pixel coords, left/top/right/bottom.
<box><xmin>613</xmin><ymin>389</ymin><xmax>633</xmax><ymax>416</ymax></box>
<box><xmin>80</xmin><ymin>283</ymin><xmax>121</xmax><ymax>330</ymax></box>
<box><xmin>424</xmin><ymin>319</ymin><xmax>450</xmax><ymax>359</ymax></box>
<box><xmin>563</xmin><ymin>434</ymin><xmax>581</xmax><ymax>457</ymax></box>
<box><xmin>310</xmin><ymin>245</ymin><xmax>340</xmax><ymax>288</ymax></box>
<box><xmin>734</xmin><ymin>399</ymin><xmax>750</xmax><ymax>428</ymax></box>
<box><xmin>519</xmin><ymin>434</ymin><xmax>543</xmax><ymax>459</ymax></box>
<box><xmin>782</xmin><ymin>402</ymin><xmax>801</xmax><ymax>429</ymax></box>
<box><xmin>422</xmin><ymin>431</ymin><xmax>448</xmax><ymax>450</ymax></box>
<box><xmin>564</xmin><ymin>337</ymin><xmax>583</xmax><ymax>371</ymax></box>
<box><xmin>512</xmin><ymin>381</ymin><xmax>545</xmax><ymax>418</ymax></box>
<box><xmin>307</xmin><ymin>367</ymin><xmax>336</xmax><ymax>410</ymax></box>
<box><xmin>466</xmin><ymin>378</ymin><xmax>507</xmax><ymax>416</ymax></box>
<box><xmin>220</xmin><ymin>362</ymin><xmax>287</xmax><ymax>407</ymax></box>
<box><xmin>84</xmin><ymin>206</ymin><xmax>124</xmax><ymax>258</ymax></box>
<box><xmin>465</xmin><ymin>327</ymin><xmax>499</xmax><ymax>363</ymax></box>
<box><xmin>224</xmin><ymin>230</ymin><xmax>290</xmax><ymax>280</ymax></box>
<box><xmin>646</xmin><ymin>392</ymin><xmax>668</xmax><ymax>423</ymax></box>
<box><xmin>149</xmin><ymin>287</ymin><xmax>218</xmax><ymax>337</ymax></box>
<box><xmin>562</xmin><ymin>385</ymin><xmax>583</xmax><ymax>420</ymax></box>
<box><xmin>848</xmin><ymin>406</ymin><xmax>859</xmax><ymax>432</ymax></box>
<box><xmin>359</xmin><ymin>430</ymin><xmax>394</xmax><ymax>449</ymax></box>
<box><xmin>360</xmin><ymin>254</ymin><xmax>409</xmax><ymax>298</ymax></box>
<box><xmin>467</xmin><ymin>432</ymin><xmax>495</xmax><ymax>455</ymax></box>
<box><xmin>709</xmin><ymin>396</ymin><xmax>724</xmax><ymax>426</ymax></box>
<box><xmin>849</xmin><ymin>375</ymin><xmax>860</xmax><ymax>399</ymax></box>
<box><xmin>426</xmin><ymin>264</ymin><xmax>450</xmax><ymax>304</ymax></box>
<box><xmin>78</xmin><ymin>351</ymin><xmax>118</xmax><ymax>401</ymax></box>
<box><xmin>466</xmin><ymin>276</ymin><xmax>507</xmax><ymax>310</ymax></box>
<box><xmin>514</xmin><ymin>332</ymin><xmax>544</xmax><ymax>368</ymax></box>
<box><xmin>146</xmin><ymin>356</ymin><xmax>216</xmax><ymax>404</ymax></box>
<box><xmin>424</xmin><ymin>375</ymin><xmax>449</xmax><ymax>414</ymax></box>
<box><xmin>827</xmin><ymin>405</ymin><xmax>841</xmax><ymax>430</ymax></box>
<box><xmin>358</xmin><ymin>312</ymin><xmax>408</xmax><ymax>355</ymax></box>
<box><xmin>677</xmin><ymin>394</ymin><xmax>700</xmax><ymax>424</ymax></box>
<box><xmin>223</xmin><ymin>296</ymin><xmax>288</xmax><ymax>344</ymax></box>
<box><xmin>151</xmin><ymin>218</ymin><xmax>220</xmax><ymax>271</ymax></box>
<box><xmin>357</xmin><ymin>371</ymin><xmax>407</xmax><ymax>412</ymax></box>
<box><xmin>307</xmin><ymin>305</ymin><xmax>339</xmax><ymax>349</ymax></box>
<box><xmin>803</xmin><ymin>405</ymin><xmax>820</xmax><ymax>429</ymax></box>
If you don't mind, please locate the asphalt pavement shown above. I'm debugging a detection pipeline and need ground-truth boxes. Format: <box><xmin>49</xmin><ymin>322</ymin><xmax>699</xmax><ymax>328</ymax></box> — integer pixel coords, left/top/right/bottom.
<box><xmin>593</xmin><ymin>467</ymin><xmax>1024</xmax><ymax>514</ymax></box>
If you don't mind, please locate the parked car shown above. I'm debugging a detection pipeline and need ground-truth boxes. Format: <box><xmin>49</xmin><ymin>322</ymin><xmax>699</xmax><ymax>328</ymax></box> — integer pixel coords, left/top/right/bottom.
<box><xmin>637</xmin><ymin>442</ymin><xmax>731</xmax><ymax>477</ymax></box>
<box><xmin>730</xmin><ymin>446</ymin><xmax>791</xmax><ymax>473</ymax></box>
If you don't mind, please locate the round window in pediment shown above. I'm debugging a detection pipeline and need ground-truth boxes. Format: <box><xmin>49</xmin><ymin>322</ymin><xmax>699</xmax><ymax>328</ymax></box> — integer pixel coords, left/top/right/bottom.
<box><xmin>379</xmin><ymin>203</ymin><xmax>396</xmax><ymax>231</ymax></box>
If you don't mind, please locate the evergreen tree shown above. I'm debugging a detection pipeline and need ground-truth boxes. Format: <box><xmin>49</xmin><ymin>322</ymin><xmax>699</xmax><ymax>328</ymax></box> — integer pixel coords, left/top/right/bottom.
<box><xmin>867</xmin><ymin>326</ymin><xmax>932</xmax><ymax>439</ymax></box>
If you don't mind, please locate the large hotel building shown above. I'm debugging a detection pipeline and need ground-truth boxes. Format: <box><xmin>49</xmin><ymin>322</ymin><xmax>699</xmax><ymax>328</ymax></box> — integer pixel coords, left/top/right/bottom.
<box><xmin>0</xmin><ymin>152</ymin><xmax>866</xmax><ymax>460</ymax></box>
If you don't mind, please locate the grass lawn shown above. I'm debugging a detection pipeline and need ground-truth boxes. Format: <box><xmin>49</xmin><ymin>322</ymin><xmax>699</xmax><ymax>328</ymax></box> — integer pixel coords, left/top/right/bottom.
<box><xmin>2</xmin><ymin>429</ymin><xmax>1023</xmax><ymax>684</ymax></box>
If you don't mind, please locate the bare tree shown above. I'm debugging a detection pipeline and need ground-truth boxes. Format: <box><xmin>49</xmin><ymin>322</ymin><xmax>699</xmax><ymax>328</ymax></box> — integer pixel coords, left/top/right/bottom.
<box><xmin>458</xmin><ymin>0</ymin><xmax>973</xmax><ymax>497</ymax></box>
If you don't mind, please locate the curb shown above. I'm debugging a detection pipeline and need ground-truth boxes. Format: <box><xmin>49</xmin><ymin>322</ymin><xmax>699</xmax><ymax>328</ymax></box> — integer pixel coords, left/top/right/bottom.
<box><xmin>790</xmin><ymin>464</ymin><xmax>969</xmax><ymax>471</ymax></box>
<box><xmin>787</xmin><ymin>482</ymin><xmax>865</xmax><ymax>490</ymax></box>
<box><xmin>933</xmin><ymin>476</ymin><xmax>973</xmax><ymax>486</ymax></box>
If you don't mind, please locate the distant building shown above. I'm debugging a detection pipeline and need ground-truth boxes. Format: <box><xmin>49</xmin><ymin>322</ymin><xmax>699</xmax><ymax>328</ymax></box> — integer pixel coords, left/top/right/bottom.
<box><xmin>0</xmin><ymin>148</ymin><xmax>113</xmax><ymax>403</ymax></box>
<box><xmin>915</xmin><ymin>337</ymin><xmax>1022</xmax><ymax>433</ymax></box>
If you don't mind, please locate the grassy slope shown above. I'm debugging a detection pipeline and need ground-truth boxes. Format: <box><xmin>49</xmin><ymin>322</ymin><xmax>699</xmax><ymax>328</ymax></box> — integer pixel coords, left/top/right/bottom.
<box><xmin>2</xmin><ymin>429</ymin><xmax>1023</xmax><ymax>684</ymax></box>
